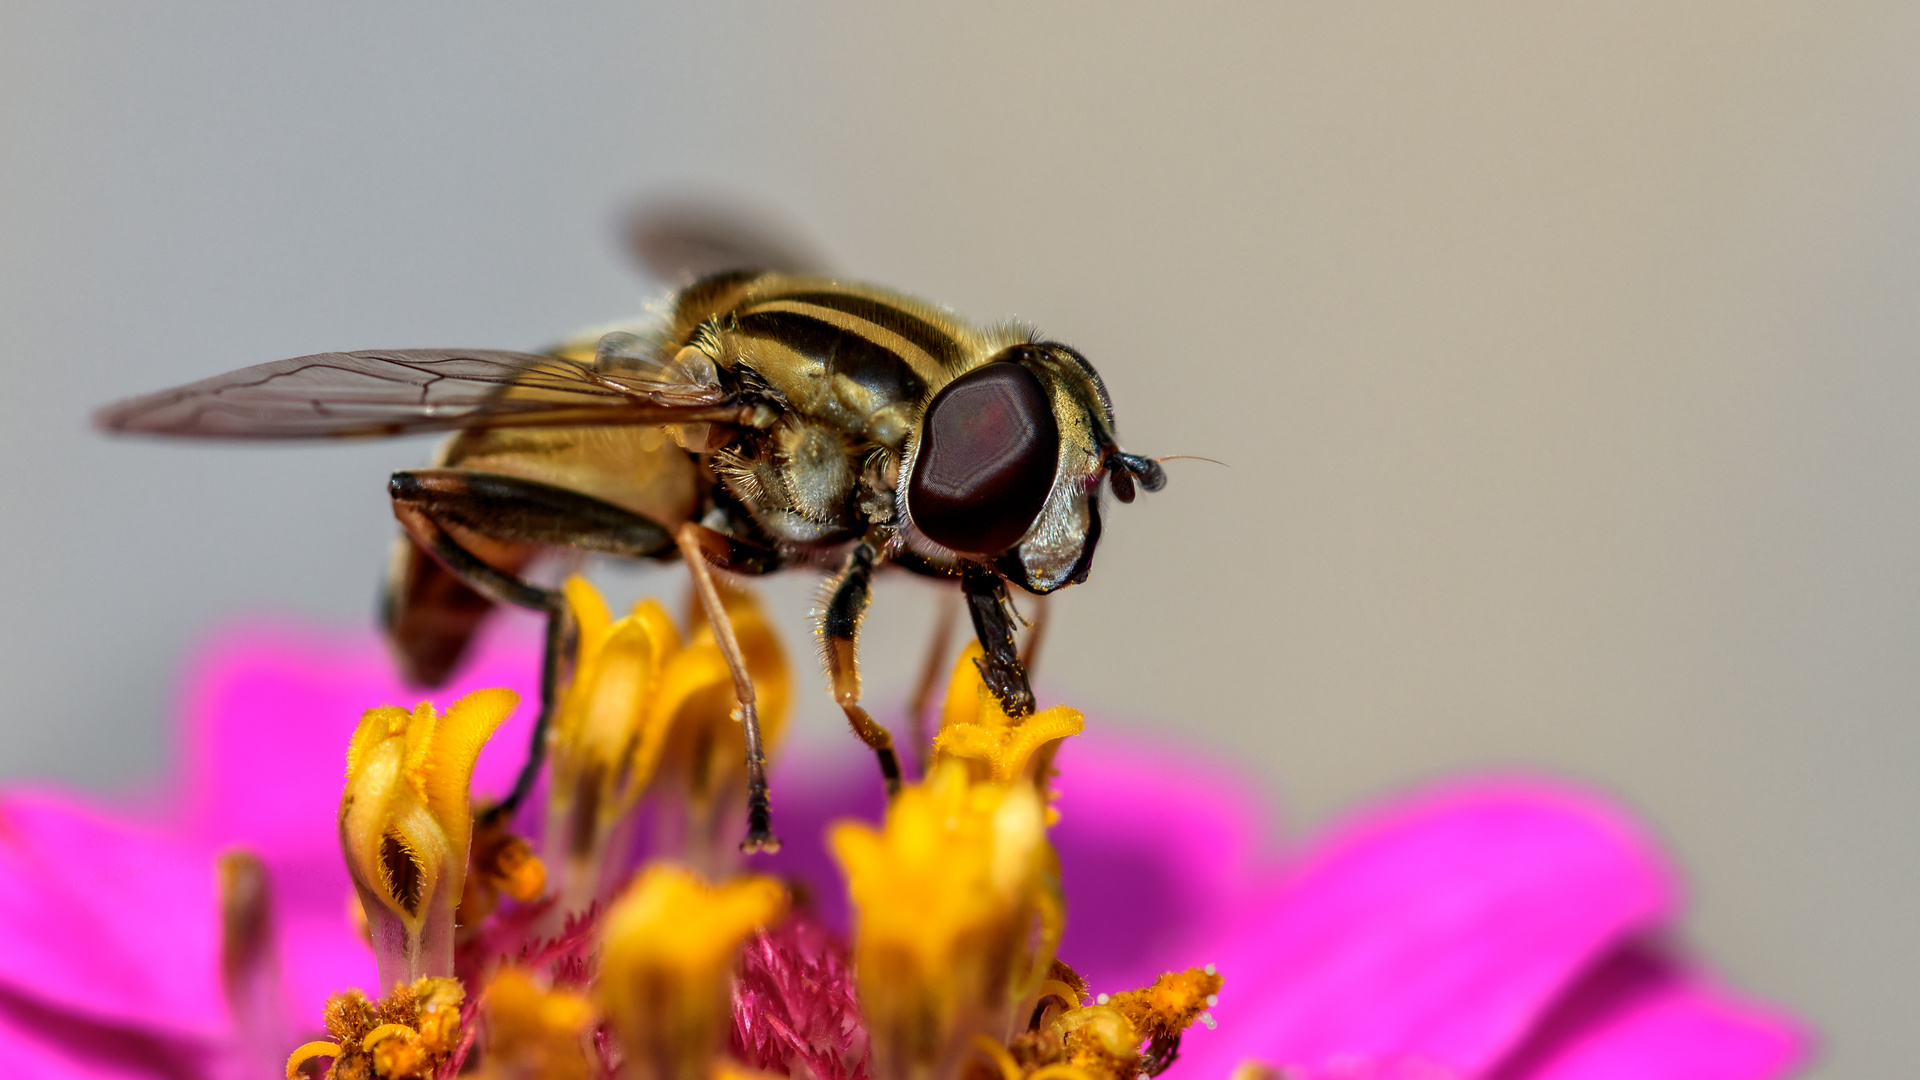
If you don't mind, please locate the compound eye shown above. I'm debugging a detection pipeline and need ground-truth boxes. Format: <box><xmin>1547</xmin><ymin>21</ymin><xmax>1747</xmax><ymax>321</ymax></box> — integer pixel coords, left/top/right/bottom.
<box><xmin>908</xmin><ymin>362</ymin><xmax>1060</xmax><ymax>555</ymax></box>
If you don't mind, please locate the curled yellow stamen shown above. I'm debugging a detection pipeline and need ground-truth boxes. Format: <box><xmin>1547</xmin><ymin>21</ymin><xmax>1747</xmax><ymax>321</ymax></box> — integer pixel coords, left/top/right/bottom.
<box><xmin>639</xmin><ymin>579</ymin><xmax>790</xmax><ymax>864</ymax></box>
<box><xmin>1038</xmin><ymin>976</ymin><xmax>1085</xmax><ymax>1001</ymax></box>
<box><xmin>546</xmin><ymin>578</ymin><xmax>681</xmax><ymax>903</ymax></box>
<box><xmin>283</xmin><ymin>1041</ymin><xmax>340</xmax><ymax>1079</ymax></box>
<box><xmin>974</xmin><ymin>1033</ymin><xmax>1025</xmax><ymax>1080</ymax></box>
<box><xmin>361</xmin><ymin>1021</ymin><xmax>417</xmax><ymax>1049</ymax></box>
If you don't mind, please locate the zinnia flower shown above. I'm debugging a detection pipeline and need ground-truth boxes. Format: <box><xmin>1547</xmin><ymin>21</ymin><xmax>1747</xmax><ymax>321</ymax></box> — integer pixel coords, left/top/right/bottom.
<box><xmin>0</xmin><ymin>585</ymin><xmax>1807</xmax><ymax>1079</ymax></box>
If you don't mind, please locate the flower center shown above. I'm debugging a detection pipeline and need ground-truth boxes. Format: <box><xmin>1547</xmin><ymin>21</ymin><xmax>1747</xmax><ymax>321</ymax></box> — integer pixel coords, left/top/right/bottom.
<box><xmin>287</xmin><ymin>584</ymin><xmax>1223</xmax><ymax>1080</ymax></box>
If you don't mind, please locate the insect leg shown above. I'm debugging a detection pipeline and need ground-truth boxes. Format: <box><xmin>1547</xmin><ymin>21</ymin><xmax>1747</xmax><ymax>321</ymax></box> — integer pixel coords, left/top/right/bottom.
<box><xmin>674</xmin><ymin>523</ymin><xmax>780</xmax><ymax>854</ymax></box>
<box><xmin>390</xmin><ymin>470</ymin><xmax>676</xmax><ymax>559</ymax></box>
<box><xmin>905</xmin><ymin>590</ymin><xmax>960</xmax><ymax>777</ymax></box>
<box><xmin>390</xmin><ymin>498</ymin><xmax>566</xmax><ymax>822</ymax></box>
<box><xmin>384</xmin><ymin>531</ymin><xmax>538</xmax><ymax>688</ymax></box>
<box><xmin>671</xmin><ymin>516</ymin><xmax>784</xmax><ymax>576</ymax></box>
<box><xmin>389</xmin><ymin>468</ymin><xmax>683</xmax><ymax>819</ymax></box>
<box><xmin>961</xmin><ymin>564</ymin><xmax>1036</xmax><ymax>717</ymax></box>
<box><xmin>820</xmin><ymin>540</ymin><xmax>903</xmax><ymax>796</ymax></box>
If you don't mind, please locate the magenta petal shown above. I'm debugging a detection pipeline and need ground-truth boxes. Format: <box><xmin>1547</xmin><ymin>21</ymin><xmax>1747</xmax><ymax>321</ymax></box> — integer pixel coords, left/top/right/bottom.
<box><xmin>1490</xmin><ymin>942</ymin><xmax>1808</xmax><ymax>1080</ymax></box>
<box><xmin>0</xmin><ymin>986</ymin><xmax>213</xmax><ymax>1080</ymax></box>
<box><xmin>178</xmin><ymin>617</ymin><xmax>544</xmax><ymax>859</ymax></box>
<box><xmin>1174</xmin><ymin>779</ymin><xmax>1675</xmax><ymax>1078</ymax></box>
<box><xmin>1048</xmin><ymin>733</ymin><xmax>1272</xmax><ymax>991</ymax></box>
<box><xmin>0</xmin><ymin>790</ymin><xmax>225</xmax><ymax>1040</ymax></box>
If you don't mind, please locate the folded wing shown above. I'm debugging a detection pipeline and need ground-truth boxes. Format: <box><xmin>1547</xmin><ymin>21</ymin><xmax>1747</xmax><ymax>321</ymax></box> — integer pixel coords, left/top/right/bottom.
<box><xmin>95</xmin><ymin>348</ymin><xmax>738</xmax><ymax>440</ymax></box>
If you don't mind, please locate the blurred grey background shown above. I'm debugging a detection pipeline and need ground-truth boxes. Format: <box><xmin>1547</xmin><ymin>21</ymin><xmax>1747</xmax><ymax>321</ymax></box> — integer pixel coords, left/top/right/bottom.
<box><xmin>2</xmin><ymin>3</ymin><xmax>1914</xmax><ymax>1075</ymax></box>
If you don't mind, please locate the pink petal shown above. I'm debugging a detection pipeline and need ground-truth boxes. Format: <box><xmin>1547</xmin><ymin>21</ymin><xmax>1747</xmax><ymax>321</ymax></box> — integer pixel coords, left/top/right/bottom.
<box><xmin>178</xmin><ymin>616</ymin><xmax>544</xmax><ymax>858</ymax></box>
<box><xmin>1489</xmin><ymin>942</ymin><xmax>1808</xmax><ymax>1080</ymax></box>
<box><xmin>1174</xmin><ymin>779</ymin><xmax>1675</xmax><ymax>1078</ymax></box>
<box><xmin>0</xmin><ymin>986</ymin><xmax>213</xmax><ymax>1080</ymax></box>
<box><xmin>1048</xmin><ymin>732</ymin><xmax>1274</xmax><ymax>991</ymax></box>
<box><xmin>0</xmin><ymin>789</ymin><xmax>225</xmax><ymax>1040</ymax></box>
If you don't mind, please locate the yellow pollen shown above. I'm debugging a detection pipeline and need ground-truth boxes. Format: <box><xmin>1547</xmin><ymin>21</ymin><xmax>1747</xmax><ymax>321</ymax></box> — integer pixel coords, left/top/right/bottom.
<box><xmin>1000</xmin><ymin>968</ymin><xmax>1227</xmax><ymax>1080</ymax></box>
<box><xmin>303</xmin><ymin>977</ymin><xmax>465</xmax><ymax>1080</ymax></box>
<box><xmin>1104</xmin><ymin>966</ymin><xmax>1225</xmax><ymax>1047</ymax></box>
<box><xmin>496</xmin><ymin>841</ymin><xmax>547</xmax><ymax>902</ymax></box>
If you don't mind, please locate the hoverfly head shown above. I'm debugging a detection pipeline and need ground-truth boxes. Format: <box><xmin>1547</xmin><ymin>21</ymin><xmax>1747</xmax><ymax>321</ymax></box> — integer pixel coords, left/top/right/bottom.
<box><xmin>903</xmin><ymin>342</ymin><xmax>1130</xmax><ymax>595</ymax></box>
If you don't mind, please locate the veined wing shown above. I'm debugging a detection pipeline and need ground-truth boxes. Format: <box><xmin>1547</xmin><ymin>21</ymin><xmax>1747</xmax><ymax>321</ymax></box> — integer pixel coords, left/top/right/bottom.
<box><xmin>95</xmin><ymin>348</ymin><xmax>737</xmax><ymax>439</ymax></box>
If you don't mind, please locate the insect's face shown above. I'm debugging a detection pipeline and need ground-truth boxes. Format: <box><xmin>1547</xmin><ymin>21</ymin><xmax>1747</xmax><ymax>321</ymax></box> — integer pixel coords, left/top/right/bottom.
<box><xmin>903</xmin><ymin>343</ymin><xmax>1154</xmax><ymax>594</ymax></box>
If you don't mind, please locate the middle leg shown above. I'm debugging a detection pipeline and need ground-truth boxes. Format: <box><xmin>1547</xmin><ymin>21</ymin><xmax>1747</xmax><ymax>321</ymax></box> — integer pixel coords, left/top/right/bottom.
<box><xmin>906</xmin><ymin>589</ymin><xmax>961</xmax><ymax>776</ymax></box>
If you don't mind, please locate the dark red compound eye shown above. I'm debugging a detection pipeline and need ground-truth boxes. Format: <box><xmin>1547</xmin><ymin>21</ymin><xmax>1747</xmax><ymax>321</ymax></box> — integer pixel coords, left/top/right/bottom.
<box><xmin>908</xmin><ymin>361</ymin><xmax>1060</xmax><ymax>555</ymax></box>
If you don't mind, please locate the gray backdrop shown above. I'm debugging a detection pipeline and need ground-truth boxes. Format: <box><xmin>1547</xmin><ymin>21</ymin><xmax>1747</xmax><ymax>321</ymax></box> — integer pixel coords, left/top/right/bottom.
<box><xmin>3</xmin><ymin>4</ymin><xmax>1914</xmax><ymax>1076</ymax></box>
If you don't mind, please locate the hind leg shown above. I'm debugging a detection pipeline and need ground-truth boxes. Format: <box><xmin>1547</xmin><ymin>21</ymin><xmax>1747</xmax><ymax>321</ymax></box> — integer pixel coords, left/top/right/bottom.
<box><xmin>674</xmin><ymin>522</ymin><xmax>783</xmax><ymax>852</ymax></box>
<box><xmin>387</xmin><ymin>468</ymin><xmax>680</xmax><ymax>817</ymax></box>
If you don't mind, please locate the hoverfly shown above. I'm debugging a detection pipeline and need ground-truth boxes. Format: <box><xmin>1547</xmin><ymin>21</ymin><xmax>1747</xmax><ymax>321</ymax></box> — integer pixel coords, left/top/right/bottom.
<box><xmin>95</xmin><ymin>217</ymin><xmax>1166</xmax><ymax>851</ymax></box>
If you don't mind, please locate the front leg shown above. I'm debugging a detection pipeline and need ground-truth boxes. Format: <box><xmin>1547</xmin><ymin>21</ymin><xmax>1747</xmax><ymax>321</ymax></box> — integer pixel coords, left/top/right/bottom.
<box><xmin>962</xmin><ymin>563</ymin><xmax>1036</xmax><ymax>717</ymax></box>
<box><xmin>818</xmin><ymin>537</ymin><xmax>904</xmax><ymax>796</ymax></box>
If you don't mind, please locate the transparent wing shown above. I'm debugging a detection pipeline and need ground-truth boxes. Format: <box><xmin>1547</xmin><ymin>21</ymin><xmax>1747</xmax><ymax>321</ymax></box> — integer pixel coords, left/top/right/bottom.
<box><xmin>95</xmin><ymin>348</ymin><xmax>737</xmax><ymax>440</ymax></box>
